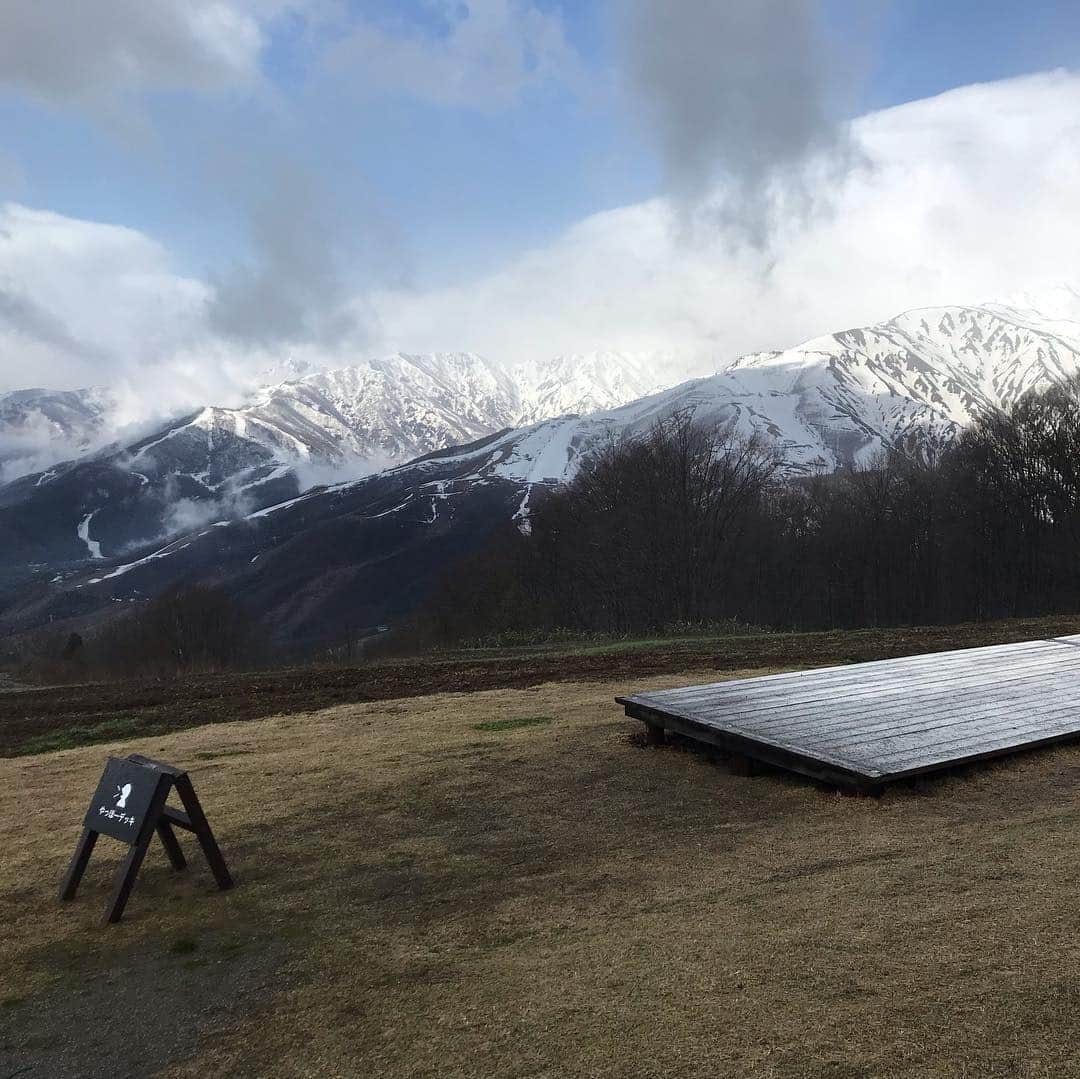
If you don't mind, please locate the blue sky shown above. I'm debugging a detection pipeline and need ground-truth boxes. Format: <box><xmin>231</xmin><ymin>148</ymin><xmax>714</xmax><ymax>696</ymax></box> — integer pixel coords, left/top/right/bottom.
<box><xmin>1</xmin><ymin>1</ymin><xmax>1080</xmax><ymax>399</ymax></box>
<box><xmin>0</xmin><ymin>1</ymin><xmax>636</xmax><ymax>285</ymax></box>
<box><xmin>861</xmin><ymin>0</ymin><xmax>1080</xmax><ymax>109</ymax></box>
<box><xmin>2</xmin><ymin>0</ymin><xmax>1075</xmax><ymax>291</ymax></box>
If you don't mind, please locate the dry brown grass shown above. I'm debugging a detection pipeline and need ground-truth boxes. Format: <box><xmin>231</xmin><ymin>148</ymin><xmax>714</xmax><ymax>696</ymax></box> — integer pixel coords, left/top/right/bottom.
<box><xmin>5</xmin><ymin>666</ymin><xmax>1080</xmax><ymax>1077</ymax></box>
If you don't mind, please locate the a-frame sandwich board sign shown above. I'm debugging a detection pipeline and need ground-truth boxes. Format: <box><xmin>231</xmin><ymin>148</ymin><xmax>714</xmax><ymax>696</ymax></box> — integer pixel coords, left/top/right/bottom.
<box><xmin>60</xmin><ymin>753</ymin><xmax>233</xmax><ymax>924</ymax></box>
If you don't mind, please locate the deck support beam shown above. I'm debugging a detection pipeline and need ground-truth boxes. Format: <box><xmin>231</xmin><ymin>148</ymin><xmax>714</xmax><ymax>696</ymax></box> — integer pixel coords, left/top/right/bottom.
<box><xmin>728</xmin><ymin>752</ymin><xmax>758</xmax><ymax>777</ymax></box>
<box><xmin>622</xmin><ymin>700</ymin><xmax>873</xmax><ymax>791</ymax></box>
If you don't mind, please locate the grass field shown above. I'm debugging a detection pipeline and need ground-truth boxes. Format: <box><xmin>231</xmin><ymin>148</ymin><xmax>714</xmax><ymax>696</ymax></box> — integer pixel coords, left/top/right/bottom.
<box><xmin>5</xmin><ymin>645</ymin><xmax>1080</xmax><ymax>1077</ymax></box>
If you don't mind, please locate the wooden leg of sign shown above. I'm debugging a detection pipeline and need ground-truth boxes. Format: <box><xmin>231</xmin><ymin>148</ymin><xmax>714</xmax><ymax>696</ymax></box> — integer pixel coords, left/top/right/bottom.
<box><xmin>156</xmin><ymin>820</ymin><xmax>187</xmax><ymax>871</ymax></box>
<box><xmin>105</xmin><ymin>835</ymin><xmax>153</xmax><ymax>924</ymax></box>
<box><xmin>174</xmin><ymin>774</ymin><xmax>234</xmax><ymax>890</ymax></box>
<box><xmin>59</xmin><ymin>828</ymin><xmax>99</xmax><ymax>901</ymax></box>
<box><xmin>105</xmin><ymin>776</ymin><xmax>174</xmax><ymax>924</ymax></box>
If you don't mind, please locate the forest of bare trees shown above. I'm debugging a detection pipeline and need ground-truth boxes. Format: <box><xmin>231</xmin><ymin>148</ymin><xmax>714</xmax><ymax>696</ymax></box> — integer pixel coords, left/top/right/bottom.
<box><xmin>28</xmin><ymin>584</ymin><xmax>264</xmax><ymax>681</ymax></box>
<box><xmin>424</xmin><ymin>377</ymin><xmax>1080</xmax><ymax>642</ymax></box>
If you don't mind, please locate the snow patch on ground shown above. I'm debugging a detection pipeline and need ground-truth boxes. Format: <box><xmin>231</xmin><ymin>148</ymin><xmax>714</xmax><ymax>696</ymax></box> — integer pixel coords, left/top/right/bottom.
<box><xmin>86</xmin><ymin>522</ymin><xmax>229</xmax><ymax>584</ymax></box>
<box><xmin>512</xmin><ymin>486</ymin><xmax>533</xmax><ymax>535</ymax></box>
<box><xmin>77</xmin><ymin>512</ymin><xmax>104</xmax><ymax>560</ymax></box>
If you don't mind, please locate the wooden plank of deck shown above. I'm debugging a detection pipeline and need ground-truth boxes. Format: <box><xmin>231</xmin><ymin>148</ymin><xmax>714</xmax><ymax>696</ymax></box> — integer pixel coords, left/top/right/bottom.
<box><xmin>639</xmin><ymin>641</ymin><xmax>1080</xmax><ymax>721</ymax></box>
<box><xmin>660</xmin><ymin>641</ymin><xmax>1075</xmax><ymax>707</ymax></box>
<box><xmin>730</xmin><ymin>663</ymin><xmax>1080</xmax><ymax>741</ymax></box>
<box><xmin>660</xmin><ymin>659</ymin><xmax>1080</xmax><ymax>732</ymax></box>
<box><xmin>617</xmin><ymin>634</ymin><xmax>1080</xmax><ymax>789</ymax></box>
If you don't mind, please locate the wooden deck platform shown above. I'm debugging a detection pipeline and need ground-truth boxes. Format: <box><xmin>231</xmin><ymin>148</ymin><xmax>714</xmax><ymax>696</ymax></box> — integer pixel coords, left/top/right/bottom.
<box><xmin>616</xmin><ymin>636</ymin><xmax>1080</xmax><ymax>791</ymax></box>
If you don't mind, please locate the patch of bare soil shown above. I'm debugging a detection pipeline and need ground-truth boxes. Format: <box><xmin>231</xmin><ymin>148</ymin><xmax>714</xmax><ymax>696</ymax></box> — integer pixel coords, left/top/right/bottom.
<box><xmin>5</xmin><ymin>614</ymin><xmax>1080</xmax><ymax>757</ymax></box>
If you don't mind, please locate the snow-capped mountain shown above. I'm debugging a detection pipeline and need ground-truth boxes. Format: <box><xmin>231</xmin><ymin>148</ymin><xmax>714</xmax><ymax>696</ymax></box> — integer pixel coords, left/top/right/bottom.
<box><xmin>6</xmin><ymin>301</ymin><xmax>1080</xmax><ymax>649</ymax></box>
<box><xmin>0</xmin><ymin>350</ymin><xmax>671</xmax><ymax>568</ymax></box>
<box><xmin>0</xmin><ymin>386</ymin><xmax>116</xmax><ymax>481</ymax></box>
<box><xmin>402</xmin><ymin>304</ymin><xmax>1080</xmax><ymax>487</ymax></box>
<box><xmin>191</xmin><ymin>350</ymin><xmax>678</xmax><ymax>475</ymax></box>
<box><xmin>709</xmin><ymin>303</ymin><xmax>1080</xmax><ymax>471</ymax></box>
<box><xmin>0</xmin><ymin>350</ymin><xmax>673</xmax><ymax>486</ymax></box>
<box><xmin>512</xmin><ymin>351</ymin><xmax>679</xmax><ymax>425</ymax></box>
<box><xmin>0</xmin><ymin>410</ymin><xmax>298</xmax><ymax>568</ymax></box>
<box><xmin>234</xmin><ymin>352</ymin><xmax>523</xmax><ymax>471</ymax></box>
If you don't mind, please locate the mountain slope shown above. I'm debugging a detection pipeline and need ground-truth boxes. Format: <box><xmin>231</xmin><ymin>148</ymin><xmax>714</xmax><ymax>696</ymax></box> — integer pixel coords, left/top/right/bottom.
<box><xmin>184</xmin><ymin>349</ymin><xmax>679</xmax><ymax>473</ymax></box>
<box><xmin>1</xmin><ymin>429</ymin><xmax>527</xmax><ymax>648</ymax></box>
<box><xmin>0</xmin><ymin>350</ymin><xmax>672</xmax><ymax>486</ymax></box>
<box><xmin>469</xmin><ymin>304</ymin><xmax>1080</xmax><ymax>483</ymax></box>
<box><xmin>719</xmin><ymin>304</ymin><xmax>1080</xmax><ymax>468</ymax></box>
<box><xmin>237</xmin><ymin>352</ymin><xmax>522</xmax><ymax>471</ymax></box>
<box><xmin>0</xmin><ymin>409</ymin><xmax>298</xmax><ymax>569</ymax></box>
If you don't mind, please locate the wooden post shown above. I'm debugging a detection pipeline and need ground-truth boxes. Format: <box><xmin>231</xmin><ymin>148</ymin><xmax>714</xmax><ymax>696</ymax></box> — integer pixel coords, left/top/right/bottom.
<box><xmin>729</xmin><ymin>752</ymin><xmax>757</xmax><ymax>776</ymax></box>
<box><xmin>104</xmin><ymin>769</ymin><xmax>173</xmax><ymax>924</ymax></box>
<box><xmin>105</xmin><ymin>834</ymin><xmax>154</xmax><ymax>924</ymax></box>
<box><xmin>644</xmin><ymin>722</ymin><xmax>667</xmax><ymax>746</ymax></box>
<box><xmin>156</xmin><ymin>820</ymin><xmax>187</xmax><ymax>871</ymax></box>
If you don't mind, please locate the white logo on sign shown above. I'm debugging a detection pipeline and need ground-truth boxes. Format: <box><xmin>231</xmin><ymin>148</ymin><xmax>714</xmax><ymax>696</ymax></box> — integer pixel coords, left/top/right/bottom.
<box><xmin>115</xmin><ymin>782</ymin><xmax>132</xmax><ymax>809</ymax></box>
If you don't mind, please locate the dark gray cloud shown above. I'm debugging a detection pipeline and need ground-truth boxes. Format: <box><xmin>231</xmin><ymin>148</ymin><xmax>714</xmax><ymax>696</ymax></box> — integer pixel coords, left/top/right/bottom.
<box><xmin>0</xmin><ymin>285</ymin><xmax>106</xmax><ymax>362</ymax></box>
<box><xmin>0</xmin><ymin>0</ymin><xmax>381</xmax><ymax>354</ymax></box>
<box><xmin>620</xmin><ymin>0</ymin><xmax>865</xmax><ymax>245</ymax></box>
<box><xmin>206</xmin><ymin>161</ymin><xmax>376</xmax><ymax>349</ymax></box>
<box><xmin>0</xmin><ymin>0</ymin><xmax>266</xmax><ymax>108</ymax></box>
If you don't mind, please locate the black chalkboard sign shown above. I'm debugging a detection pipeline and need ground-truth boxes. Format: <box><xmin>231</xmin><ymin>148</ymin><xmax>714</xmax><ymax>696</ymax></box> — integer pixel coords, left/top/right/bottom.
<box><xmin>61</xmin><ymin>754</ymin><xmax>233</xmax><ymax>924</ymax></box>
<box><xmin>84</xmin><ymin>757</ymin><xmax>162</xmax><ymax>842</ymax></box>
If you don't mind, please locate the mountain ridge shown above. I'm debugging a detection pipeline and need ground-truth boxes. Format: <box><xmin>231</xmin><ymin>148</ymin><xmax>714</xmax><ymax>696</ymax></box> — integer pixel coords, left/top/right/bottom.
<box><xmin>0</xmin><ymin>349</ymin><xmax>680</xmax><ymax>486</ymax></box>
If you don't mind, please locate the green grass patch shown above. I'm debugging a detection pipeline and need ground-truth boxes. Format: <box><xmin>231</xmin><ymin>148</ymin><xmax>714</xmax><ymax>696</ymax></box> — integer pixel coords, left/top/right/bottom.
<box><xmin>473</xmin><ymin>716</ymin><xmax>554</xmax><ymax>733</ymax></box>
<box><xmin>1</xmin><ymin>993</ymin><xmax>29</xmax><ymax>1009</ymax></box>
<box><xmin>216</xmin><ymin>936</ymin><xmax>249</xmax><ymax>959</ymax></box>
<box><xmin>14</xmin><ymin>715</ymin><xmax>152</xmax><ymax>756</ymax></box>
<box><xmin>446</xmin><ymin>619</ymin><xmax>762</xmax><ymax>654</ymax></box>
<box><xmin>168</xmin><ymin>935</ymin><xmax>199</xmax><ymax>956</ymax></box>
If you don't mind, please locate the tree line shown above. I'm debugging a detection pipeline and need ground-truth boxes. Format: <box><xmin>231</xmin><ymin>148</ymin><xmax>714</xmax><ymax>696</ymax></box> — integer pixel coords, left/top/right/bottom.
<box><xmin>422</xmin><ymin>376</ymin><xmax>1080</xmax><ymax>642</ymax></box>
<box><xmin>25</xmin><ymin>584</ymin><xmax>265</xmax><ymax>681</ymax></box>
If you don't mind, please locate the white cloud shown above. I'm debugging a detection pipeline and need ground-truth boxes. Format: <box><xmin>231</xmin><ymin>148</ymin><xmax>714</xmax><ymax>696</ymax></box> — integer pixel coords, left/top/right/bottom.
<box><xmin>325</xmin><ymin>0</ymin><xmax>584</xmax><ymax>109</ymax></box>
<box><xmin>0</xmin><ymin>0</ymin><xmax>269</xmax><ymax>108</ymax></box>
<box><xmin>372</xmin><ymin>71</ymin><xmax>1080</xmax><ymax>369</ymax></box>
<box><xmin>0</xmin><ymin>203</ymin><xmax>313</xmax><ymax>424</ymax></box>
<box><xmin>0</xmin><ymin>204</ymin><xmax>207</xmax><ymax>383</ymax></box>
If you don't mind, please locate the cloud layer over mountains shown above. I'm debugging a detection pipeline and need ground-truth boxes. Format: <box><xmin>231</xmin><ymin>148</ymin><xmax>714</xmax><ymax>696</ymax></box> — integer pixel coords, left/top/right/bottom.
<box><xmin>1</xmin><ymin>70</ymin><xmax>1079</xmax><ymax>430</ymax></box>
<box><xmin>380</xmin><ymin>71</ymin><xmax>1080</xmax><ymax>365</ymax></box>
